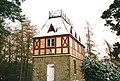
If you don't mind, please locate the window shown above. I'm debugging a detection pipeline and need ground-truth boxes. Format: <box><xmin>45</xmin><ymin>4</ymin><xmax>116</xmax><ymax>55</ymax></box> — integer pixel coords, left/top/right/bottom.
<box><xmin>72</xmin><ymin>39</ymin><xmax>75</xmax><ymax>49</ymax></box>
<box><xmin>79</xmin><ymin>36</ymin><xmax>81</xmax><ymax>41</ymax></box>
<box><xmin>77</xmin><ymin>44</ymin><xmax>79</xmax><ymax>51</ymax></box>
<box><xmin>46</xmin><ymin>38</ymin><xmax>55</xmax><ymax>47</ymax></box>
<box><xmin>47</xmin><ymin>24</ymin><xmax>55</xmax><ymax>33</ymax></box>
<box><xmin>75</xmin><ymin>32</ymin><xmax>77</xmax><ymax>38</ymax></box>
<box><xmin>70</xmin><ymin>26</ymin><xmax>73</xmax><ymax>34</ymax></box>
<box><xmin>74</xmin><ymin>60</ymin><xmax>76</xmax><ymax>74</ymax></box>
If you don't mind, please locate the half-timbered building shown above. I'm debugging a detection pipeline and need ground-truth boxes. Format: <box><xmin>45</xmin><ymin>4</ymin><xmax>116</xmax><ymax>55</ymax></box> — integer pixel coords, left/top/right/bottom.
<box><xmin>32</xmin><ymin>10</ymin><xmax>85</xmax><ymax>81</ymax></box>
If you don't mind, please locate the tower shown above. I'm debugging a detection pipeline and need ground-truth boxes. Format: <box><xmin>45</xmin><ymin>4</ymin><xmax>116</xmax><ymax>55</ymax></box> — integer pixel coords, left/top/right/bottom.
<box><xmin>33</xmin><ymin>10</ymin><xmax>85</xmax><ymax>81</ymax></box>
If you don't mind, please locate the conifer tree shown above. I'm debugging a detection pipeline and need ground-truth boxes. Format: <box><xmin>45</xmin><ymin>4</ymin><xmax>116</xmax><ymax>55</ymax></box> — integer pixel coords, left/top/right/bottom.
<box><xmin>101</xmin><ymin>0</ymin><xmax>120</xmax><ymax>65</ymax></box>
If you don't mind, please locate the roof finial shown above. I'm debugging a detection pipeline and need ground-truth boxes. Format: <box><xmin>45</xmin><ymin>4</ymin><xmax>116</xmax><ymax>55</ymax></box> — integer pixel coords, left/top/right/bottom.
<box><xmin>49</xmin><ymin>10</ymin><xmax>72</xmax><ymax>25</ymax></box>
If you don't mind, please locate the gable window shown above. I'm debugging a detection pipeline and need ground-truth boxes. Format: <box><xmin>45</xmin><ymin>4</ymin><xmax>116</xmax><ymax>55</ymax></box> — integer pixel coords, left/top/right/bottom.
<box><xmin>47</xmin><ymin>24</ymin><xmax>55</xmax><ymax>33</ymax></box>
<box><xmin>75</xmin><ymin>32</ymin><xmax>77</xmax><ymax>38</ymax></box>
<box><xmin>46</xmin><ymin>38</ymin><xmax>55</xmax><ymax>47</ymax></box>
<box><xmin>70</xmin><ymin>26</ymin><xmax>73</xmax><ymax>34</ymax></box>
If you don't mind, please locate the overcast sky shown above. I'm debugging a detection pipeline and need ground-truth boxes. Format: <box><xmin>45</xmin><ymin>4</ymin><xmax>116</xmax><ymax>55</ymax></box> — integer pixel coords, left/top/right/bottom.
<box><xmin>21</xmin><ymin>0</ymin><xmax>118</xmax><ymax>57</ymax></box>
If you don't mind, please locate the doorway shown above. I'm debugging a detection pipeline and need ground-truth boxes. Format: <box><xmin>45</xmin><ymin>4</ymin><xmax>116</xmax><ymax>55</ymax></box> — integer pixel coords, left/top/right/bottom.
<box><xmin>47</xmin><ymin>64</ymin><xmax>54</xmax><ymax>81</ymax></box>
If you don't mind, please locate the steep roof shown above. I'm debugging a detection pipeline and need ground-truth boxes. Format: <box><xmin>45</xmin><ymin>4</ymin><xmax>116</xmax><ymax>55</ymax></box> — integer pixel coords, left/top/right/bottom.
<box><xmin>34</xmin><ymin>10</ymin><xmax>81</xmax><ymax>42</ymax></box>
<box><xmin>35</xmin><ymin>17</ymin><xmax>71</xmax><ymax>37</ymax></box>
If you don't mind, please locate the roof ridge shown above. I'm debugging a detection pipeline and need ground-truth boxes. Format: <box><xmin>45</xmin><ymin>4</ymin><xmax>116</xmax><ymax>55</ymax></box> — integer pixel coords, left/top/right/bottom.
<box><xmin>61</xmin><ymin>17</ymin><xmax>70</xmax><ymax>33</ymax></box>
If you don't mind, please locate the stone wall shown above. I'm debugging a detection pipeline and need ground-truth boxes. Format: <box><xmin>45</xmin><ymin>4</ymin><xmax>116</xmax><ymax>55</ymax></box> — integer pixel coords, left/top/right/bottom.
<box><xmin>69</xmin><ymin>56</ymin><xmax>84</xmax><ymax>81</ymax></box>
<box><xmin>32</xmin><ymin>55</ymin><xmax>84</xmax><ymax>81</ymax></box>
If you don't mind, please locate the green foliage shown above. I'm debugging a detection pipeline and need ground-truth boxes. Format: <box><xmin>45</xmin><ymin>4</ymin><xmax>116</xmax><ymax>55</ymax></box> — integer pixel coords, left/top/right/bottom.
<box><xmin>101</xmin><ymin>0</ymin><xmax>120</xmax><ymax>36</ymax></box>
<box><xmin>0</xmin><ymin>19</ymin><xmax>10</xmax><ymax>36</ymax></box>
<box><xmin>0</xmin><ymin>0</ymin><xmax>25</xmax><ymax>22</ymax></box>
<box><xmin>112</xmin><ymin>42</ymin><xmax>120</xmax><ymax>60</ymax></box>
<box><xmin>0</xmin><ymin>0</ymin><xmax>25</xmax><ymax>36</ymax></box>
<box><xmin>81</xmin><ymin>59</ymin><xmax>120</xmax><ymax>81</ymax></box>
<box><xmin>101</xmin><ymin>0</ymin><xmax>120</xmax><ymax>64</ymax></box>
<box><xmin>0</xmin><ymin>61</ymin><xmax>21</xmax><ymax>81</ymax></box>
<box><xmin>0</xmin><ymin>61</ymin><xmax>32</xmax><ymax>81</ymax></box>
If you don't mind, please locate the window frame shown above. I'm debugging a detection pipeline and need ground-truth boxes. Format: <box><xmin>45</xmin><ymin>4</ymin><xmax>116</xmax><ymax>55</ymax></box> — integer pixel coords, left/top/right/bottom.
<box><xmin>46</xmin><ymin>38</ymin><xmax>55</xmax><ymax>47</ymax></box>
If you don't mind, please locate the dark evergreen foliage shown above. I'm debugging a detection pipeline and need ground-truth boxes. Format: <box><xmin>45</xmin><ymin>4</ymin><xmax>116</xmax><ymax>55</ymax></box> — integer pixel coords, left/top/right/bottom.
<box><xmin>112</xmin><ymin>42</ymin><xmax>120</xmax><ymax>60</ymax></box>
<box><xmin>0</xmin><ymin>61</ymin><xmax>32</xmax><ymax>81</ymax></box>
<box><xmin>101</xmin><ymin>0</ymin><xmax>120</xmax><ymax>62</ymax></box>
<box><xmin>101</xmin><ymin>0</ymin><xmax>120</xmax><ymax>36</ymax></box>
<box><xmin>0</xmin><ymin>0</ymin><xmax>25</xmax><ymax>36</ymax></box>
<box><xmin>81</xmin><ymin>59</ymin><xmax>120</xmax><ymax>81</ymax></box>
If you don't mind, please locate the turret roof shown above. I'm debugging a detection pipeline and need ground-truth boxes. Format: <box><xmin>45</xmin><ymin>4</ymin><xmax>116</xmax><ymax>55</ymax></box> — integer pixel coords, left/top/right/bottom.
<box><xmin>34</xmin><ymin>10</ymin><xmax>81</xmax><ymax>42</ymax></box>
